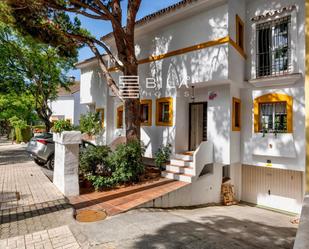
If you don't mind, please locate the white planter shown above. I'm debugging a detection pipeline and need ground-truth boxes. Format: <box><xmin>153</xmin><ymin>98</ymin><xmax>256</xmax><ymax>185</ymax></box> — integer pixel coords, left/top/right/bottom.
<box><xmin>53</xmin><ymin>131</ymin><xmax>81</xmax><ymax>197</ymax></box>
<box><xmin>53</xmin><ymin>131</ymin><xmax>81</xmax><ymax>145</ymax></box>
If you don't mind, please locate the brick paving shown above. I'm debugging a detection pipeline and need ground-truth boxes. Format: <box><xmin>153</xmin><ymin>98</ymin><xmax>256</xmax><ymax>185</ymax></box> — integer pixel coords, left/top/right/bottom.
<box><xmin>0</xmin><ymin>145</ymin><xmax>63</xmax><ymax>210</ymax></box>
<box><xmin>0</xmin><ymin>225</ymin><xmax>80</xmax><ymax>249</ymax></box>
<box><xmin>0</xmin><ymin>140</ymin><xmax>79</xmax><ymax>248</ymax></box>
<box><xmin>69</xmin><ymin>178</ymin><xmax>189</xmax><ymax>216</ymax></box>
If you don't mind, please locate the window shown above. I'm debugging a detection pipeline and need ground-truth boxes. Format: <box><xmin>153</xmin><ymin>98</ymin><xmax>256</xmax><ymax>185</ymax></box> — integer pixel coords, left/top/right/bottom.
<box><xmin>96</xmin><ymin>108</ymin><xmax>104</xmax><ymax>128</ymax></box>
<box><xmin>236</xmin><ymin>15</ymin><xmax>244</xmax><ymax>51</ymax></box>
<box><xmin>254</xmin><ymin>93</ymin><xmax>293</xmax><ymax>133</ymax></box>
<box><xmin>259</xmin><ymin>102</ymin><xmax>287</xmax><ymax>132</ymax></box>
<box><xmin>256</xmin><ymin>16</ymin><xmax>291</xmax><ymax>78</ymax></box>
<box><xmin>232</xmin><ymin>97</ymin><xmax>241</xmax><ymax>131</ymax></box>
<box><xmin>140</xmin><ymin>99</ymin><xmax>152</xmax><ymax>126</ymax></box>
<box><xmin>156</xmin><ymin>97</ymin><xmax>173</xmax><ymax>126</ymax></box>
<box><xmin>116</xmin><ymin>105</ymin><xmax>123</xmax><ymax>129</ymax></box>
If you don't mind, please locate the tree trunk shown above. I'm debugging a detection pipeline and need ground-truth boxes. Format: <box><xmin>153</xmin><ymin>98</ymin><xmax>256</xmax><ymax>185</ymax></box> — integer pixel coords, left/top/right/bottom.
<box><xmin>44</xmin><ymin>119</ymin><xmax>52</xmax><ymax>132</ymax></box>
<box><xmin>124</xmin><ymin>98</ymin><xmax>140</xmax><ymax>141</ymax></box>
<box><xmin>123</xmin><ymin>63</ymin><xmax>140</xmax><ymax>141</ymax></box>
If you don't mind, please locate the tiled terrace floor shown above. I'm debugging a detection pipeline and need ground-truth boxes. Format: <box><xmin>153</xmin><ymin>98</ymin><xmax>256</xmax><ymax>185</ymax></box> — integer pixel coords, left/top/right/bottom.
<box><xmin>69</xmin><ymin>178</ymin><xmax>189</xmax><ymax>216</ymax></box>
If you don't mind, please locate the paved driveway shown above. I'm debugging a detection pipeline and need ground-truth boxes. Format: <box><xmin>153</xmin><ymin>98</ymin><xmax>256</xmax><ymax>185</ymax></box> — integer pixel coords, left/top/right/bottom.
<box><xmin>0</xmin><ymin>140</ymin><xmax>298</xmax><ymax>249</ymax></box>
<box><xmin>71</xmin><ymin>204</ymin><xmax>298</xmax><ymax>249</ymax></box>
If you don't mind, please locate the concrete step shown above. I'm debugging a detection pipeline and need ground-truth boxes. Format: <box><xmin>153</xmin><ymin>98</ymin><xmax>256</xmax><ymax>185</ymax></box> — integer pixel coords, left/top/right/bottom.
<box><xmin>174</xmin><ymin>154</ymin><xmax>193</xmax><ymax>161</ymax></box>
<box><xmin>182</xmin><ymin>151</ymin><xmax>194</xmax><ymax>156</ymax></box>
<box><xmin>166</xmin><ymin>165</ymin><xmax>194</xmax><ymax>175</ymax></box>
<box><xmin>161</xmin><ymin>171</ymin><xmax>194</xmax><ymax>183</ymax></box>
<box><xmin>170</xmin><ymin>159</ymin><xmax>193</xmax><ymax>167</ymax></box>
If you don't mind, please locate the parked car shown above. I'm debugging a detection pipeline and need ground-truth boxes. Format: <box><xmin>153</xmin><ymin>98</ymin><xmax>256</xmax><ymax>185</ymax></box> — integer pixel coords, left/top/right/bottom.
<box><xmin>26</xmin><ymin>132</ymin><xmax>95</xmax><ymax>170</ymax></box>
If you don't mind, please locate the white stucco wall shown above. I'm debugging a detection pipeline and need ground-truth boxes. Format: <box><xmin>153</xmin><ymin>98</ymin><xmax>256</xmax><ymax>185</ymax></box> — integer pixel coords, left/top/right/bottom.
<box><xmin>50</xmin><ymin>96</ymin><xmax>74</xmax><ymax>122</ymax></box>
<box><xmin>241</xmin><ymin>83</ymin><xmax>305</xmax><ymax>172</ymax></box>
<box><xmin>245</xmin><ymin>0</ymin><xmax>305</xmax><ymax>80</ymax></box>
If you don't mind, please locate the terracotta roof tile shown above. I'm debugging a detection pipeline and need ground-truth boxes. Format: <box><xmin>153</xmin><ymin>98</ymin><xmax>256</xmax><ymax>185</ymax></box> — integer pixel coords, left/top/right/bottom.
<box><xmin>101</xmin><ymin>0</ymin><xmax>198</xmax><ymax>40</ymax></box>
<box><xmin>57</xmin><ymin>82</ymin><xmax>80</xmax><ymax>96</ymax></box>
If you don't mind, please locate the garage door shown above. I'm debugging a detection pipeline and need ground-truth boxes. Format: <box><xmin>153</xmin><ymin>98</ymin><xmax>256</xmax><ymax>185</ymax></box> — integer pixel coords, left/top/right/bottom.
<box><xmin>242</xmin><ymin>165</ymin><xmax>303</xmax><ymax>213</ymax></box>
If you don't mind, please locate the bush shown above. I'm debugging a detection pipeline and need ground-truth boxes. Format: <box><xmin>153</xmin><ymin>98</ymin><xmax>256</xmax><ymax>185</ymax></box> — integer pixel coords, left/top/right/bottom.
<box><xmin>52</xmin><ymin>120</ymin><xmax>72</xmax><ymax>133</ymax></box>
<box><xmin>79</xmin><ymin>112</ymin><xmax>101</xmax><ymax>136</ymax></box>
<box><xmin>155</xmin><ymin>144</ymin><xmax>172</xmax><ymax>170</ymax></box>
<box><xmin>80</xmin><ymin>146</ymin><xmax>111</xmax><ymax>175</ymax></box>
<box><xmin>109</xmin><ymin>140</ymin><xmax>145</xmax><ymax>183</ymax></box>
<box><xmin>86</xmin><ymin>140</ymin><xmax>145</xmax><ymax>190</ymax></box>
<box><xmin>8</xmin><ymin>116</ymin><xmax>31</xmax><ymax>143</ymax></box>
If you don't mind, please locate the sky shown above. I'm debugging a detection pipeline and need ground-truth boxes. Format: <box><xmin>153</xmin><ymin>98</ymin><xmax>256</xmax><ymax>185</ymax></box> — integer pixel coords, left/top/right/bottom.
<box><xmin>69</xmin><ymin>0</ymin><xmax>181</xmax><ymax>80</ymax></box>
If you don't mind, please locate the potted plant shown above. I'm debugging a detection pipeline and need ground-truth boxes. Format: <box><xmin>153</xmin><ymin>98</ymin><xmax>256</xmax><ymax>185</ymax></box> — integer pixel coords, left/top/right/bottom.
<box><xmin>79</xmin><ymin>112</ymin><xmax>102</xmax><ymax>141</ymax></box>
<box><xmin>52</xmin><ymin>119</ymin><xmax>81</xmax><ymax>145</ymax></box>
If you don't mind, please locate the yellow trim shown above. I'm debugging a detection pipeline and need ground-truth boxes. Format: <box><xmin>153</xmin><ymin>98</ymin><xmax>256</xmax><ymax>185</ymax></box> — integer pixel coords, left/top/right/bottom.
<box><xmin>140</xmin><ymin>99</ymin><xmax>152</xmax><ymax>126</ymax></box>
<box><xmin>232</xmin><ymin>97</ymin><xmax>241</xmax><ymax>131</ymax></box>
<box><xmin>108</xmin><ymin>36</ymin><xmax>246</xmax><ymax>72</ymax></box>
<box><xmin>253</xmin><ymin>93</ymin><xmax>293</xmax><ymax>133</ymax></box>
<box><xmin>236</xmin><ymin>14</ymin><xmax>245</xmax><ymax>52</ymax></box>
<box><xmin>156</xmin><ymin>97</ymin><xmax>173</xmax><ymax>126</ymax></box>
<box><xmin>116</xmin><ymin>105</ymin><xmax>124</xmax><ymax>129</ymax></box>
<box><xmin>306</xmin><ymin>0</ymin><xmax>309</xmax><ymax>193</ymax></box>
<box><xmin>96</xmin><ymin>108</ymin><xmax>105</xmax><ymax>128</ymax></box>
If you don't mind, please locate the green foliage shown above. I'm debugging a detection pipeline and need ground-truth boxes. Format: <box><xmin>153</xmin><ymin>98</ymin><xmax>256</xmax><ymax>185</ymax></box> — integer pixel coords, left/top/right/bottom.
<box><xmin>15</xmin><ymin>125</ymin><xmax>32</xmax><ymax>143</ymax></box>
<box><xmin>109</xmin><ymin>140</ymin><xmax>145</xmax><ymax>183</ymax></box>
<box><xmin>79</xmin><ymin>112</ymin><xmax>101</xmax><ymax>136</ymax></box>
<box><xmin>155</xmin><ymin>144</ymin><xmax>172</xmax><ymax>169</ymax></box>
<box><xmin>0</xmin><ymin>93</ymin><xmax>37</xmax><ymax>124</ymax></box>
<box><xmin>9</xmin><ymin>116</ymin><xmax>27</xmax><ymax>129</ymax></box>
<box><xmin>85</xmin><ymin>140</ymin><xmax>146</xmax><ymax>191</ymax></box>
<box><xmin>0</xmin><ymin>19</ymin><xmax>76</xmax><ymax>131</ymax></box>
<box><xmin>51</xmin><ymin>120</ymin><xmax>72</xmax><ymax>133</ymax></box>
<box><xmin>9</xmin><ymin>117</ymin><xmax>32</xmax><ymax>143</ymax></box>
<box><xmin>80</xmin><ymin>146</ymin><xmax>111</xmax><ymax>175</ymax></box>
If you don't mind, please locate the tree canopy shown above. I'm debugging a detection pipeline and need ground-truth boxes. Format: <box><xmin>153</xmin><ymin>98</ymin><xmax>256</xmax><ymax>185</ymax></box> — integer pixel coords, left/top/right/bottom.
<box><xmin>0</xmin><ymin>12</ymin><xmax>77</xmax><ymax>131</ymax></box>
<box><xmin>4</xmin><ymin>0</ymin><xmax>143</xmax><ymax>141</ymax></box>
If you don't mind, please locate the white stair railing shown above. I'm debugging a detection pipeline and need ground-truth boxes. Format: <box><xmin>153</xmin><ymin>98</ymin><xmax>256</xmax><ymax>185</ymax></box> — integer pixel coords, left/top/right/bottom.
<box><xmin>193</xmin><ymin>141</ymin><xmax>214</xmax><ymax>178</ymax></box>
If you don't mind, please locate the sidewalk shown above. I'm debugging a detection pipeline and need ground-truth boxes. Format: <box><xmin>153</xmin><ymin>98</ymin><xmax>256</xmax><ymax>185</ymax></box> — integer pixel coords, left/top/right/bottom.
<box><xmin>0</xmin><ymin>141</ymin><xmax>80</xmax><ymax>248</ymax></box>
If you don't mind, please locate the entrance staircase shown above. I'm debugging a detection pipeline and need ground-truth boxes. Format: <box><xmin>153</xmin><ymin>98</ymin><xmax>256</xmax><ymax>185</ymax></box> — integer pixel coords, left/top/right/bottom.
<box><xmin>161</xmin><ymin>152</ymin><xmax>195</xmax><ymax>183</ymax></box>
<box><xmin>161</xmin><ymin>141</ymin><xmax>214</xmax><ymax>183</ymax></box>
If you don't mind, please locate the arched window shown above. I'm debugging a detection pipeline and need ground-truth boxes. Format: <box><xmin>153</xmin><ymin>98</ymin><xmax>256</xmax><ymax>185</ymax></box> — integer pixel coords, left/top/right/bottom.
<box><xmin>254</xmin><ymin>93</ymin><xmax>293</xmax><ymax>133</ymax></box>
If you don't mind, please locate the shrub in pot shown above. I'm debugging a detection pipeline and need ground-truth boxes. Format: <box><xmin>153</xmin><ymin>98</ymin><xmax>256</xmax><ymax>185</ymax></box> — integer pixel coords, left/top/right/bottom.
<box><xmin>155</xmin><ymin>144</ymin><xmax>172</xmax><ymax>170</ymax></box>
<box><xmin>79</xmin><ymin>112</ymin><xmax>101</xmax><ymax>140</ymax></box>
<box><xmin>51</xmin><ymin>120</ymin><xmax>72</xmax><ymax>133</ymax></box>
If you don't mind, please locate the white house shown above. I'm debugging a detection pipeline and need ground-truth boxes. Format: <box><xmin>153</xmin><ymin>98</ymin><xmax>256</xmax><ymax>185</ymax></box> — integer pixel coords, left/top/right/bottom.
<box><xmin>49</xmin><ymin>83</ymin><xmax>88</xmax><ymax>125</ymax></box>
<box><xmin>76</xmin><ymin>0</ymin><xmax>306</xmax><ymax>213</ymax></box>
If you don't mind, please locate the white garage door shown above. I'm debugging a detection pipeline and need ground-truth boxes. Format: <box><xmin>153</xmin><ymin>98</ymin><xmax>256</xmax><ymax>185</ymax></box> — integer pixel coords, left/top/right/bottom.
<box><xmin>242</xmin><ymin>165</ymin><xmax>303</xmax><ymax>213</ymax></box>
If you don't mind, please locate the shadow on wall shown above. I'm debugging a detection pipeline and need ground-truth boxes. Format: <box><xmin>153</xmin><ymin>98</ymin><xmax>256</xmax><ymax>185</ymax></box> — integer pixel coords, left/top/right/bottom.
<box><xmin>132</xmin><ymin>215</ymin><xmax>296</xmax><ymax>249</ymax></box>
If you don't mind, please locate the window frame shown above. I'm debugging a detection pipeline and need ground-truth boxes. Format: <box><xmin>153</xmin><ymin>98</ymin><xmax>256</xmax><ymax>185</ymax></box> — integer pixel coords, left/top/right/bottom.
<box><xmin>156</xmin><ymin>97</ymin><xmax>173</xmax><ymax>126</ymax></box>
<box><xmin>255</xmin><ymin>15</ymin><xmax>291</xmax><ymax>78</ymax></box>
<box><xmin>140</xmin><ymin>99</ymin><xmax>152</xmax><ymax>126</ymax></box>
<box><xmin>96</xmin><ymin>108</ymin><xmax>105</xmax><ymax>128</ymax></box>
<box><xmin>236</xmin><ymin>14</ymin><xmax>245</xmax><ymax>52</ymax></box>
<box><xmin>232</xmin><ymin>97</ymin><xmax>241</xmax><ymax>131</ymax></box>
<box><xmin>116</xmin><ymin>105</ymin><xmax>124</xmax><ymax>129</ymax></box>
<box><xmin>254</xmin><ymin>93</ymin><xmax>293</xmax><ymax>133</ymax></box>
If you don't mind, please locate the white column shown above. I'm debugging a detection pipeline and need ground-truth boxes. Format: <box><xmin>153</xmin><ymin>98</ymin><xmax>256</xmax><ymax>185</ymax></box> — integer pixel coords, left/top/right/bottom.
<box><xmin>53</xmin><ymin>131</ymin><xmax>81</xmax><ymax>196</ymax></box>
